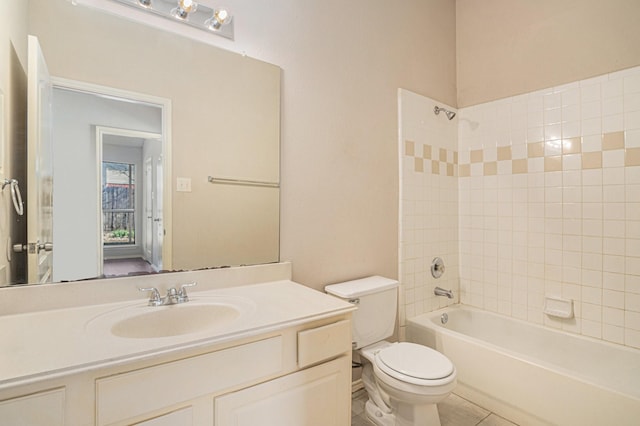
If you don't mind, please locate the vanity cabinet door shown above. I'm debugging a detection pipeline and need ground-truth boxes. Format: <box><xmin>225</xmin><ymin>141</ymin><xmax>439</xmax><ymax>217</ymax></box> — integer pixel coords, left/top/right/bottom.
<box><xmin>214</xmin><ymin>356</ymin><xmax>351</xmax><ymax>426</ymax></box>
<box><xmin>0</xmin><ymin>388</ymin><xmax>65</xmax><ymax>426</ymax></box>
<box><xmin>96</xmin><ymin>336</ymin><xmax>283</xmax><ymax>425</ymax></box>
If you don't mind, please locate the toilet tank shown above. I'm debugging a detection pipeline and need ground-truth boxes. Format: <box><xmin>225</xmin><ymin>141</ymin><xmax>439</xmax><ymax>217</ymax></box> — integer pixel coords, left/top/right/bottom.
<box><xmin>325</xmin><ymin>276</ymin><xmax>399</xmax><ymax>349</ymax></box>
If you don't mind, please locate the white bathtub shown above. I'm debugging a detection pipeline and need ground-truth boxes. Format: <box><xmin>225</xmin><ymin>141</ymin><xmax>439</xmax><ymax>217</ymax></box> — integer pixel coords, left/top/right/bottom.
<box><xmin>407</xmin><ymin>305</ymin><xmax>640</xmax><ymax>426</ymax></box>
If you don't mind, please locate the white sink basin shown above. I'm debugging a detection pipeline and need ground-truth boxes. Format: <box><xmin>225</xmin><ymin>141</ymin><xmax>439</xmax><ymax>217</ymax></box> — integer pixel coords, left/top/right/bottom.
<box><xmin>111</xmin><ymin>304</ymin><xmax>241</xmax><ymax>338</ymax></box>
<box><xmin>86</xmin><ymin>296</ymin><xmax>256</xmax><ymax>339</ymax></box>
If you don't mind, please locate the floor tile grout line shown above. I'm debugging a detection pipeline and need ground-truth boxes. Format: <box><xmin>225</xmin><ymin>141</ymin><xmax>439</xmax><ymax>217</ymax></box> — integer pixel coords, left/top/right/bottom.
<box><xmin>475</xmin><ymin>412</ymin><xmax>492</xmax><ymax>426</ymax></box>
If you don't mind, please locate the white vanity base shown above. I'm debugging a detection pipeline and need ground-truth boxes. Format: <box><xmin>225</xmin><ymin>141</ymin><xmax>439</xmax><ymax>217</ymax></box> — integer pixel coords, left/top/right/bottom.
<box><xmin>0</xmin><ymin>263</ymin><xmax>355</xmax><ymax>426</ymax></box>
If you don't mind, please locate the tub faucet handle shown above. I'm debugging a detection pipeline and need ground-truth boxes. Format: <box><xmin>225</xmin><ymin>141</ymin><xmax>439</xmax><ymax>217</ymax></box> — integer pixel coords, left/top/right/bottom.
<box><xmin>431</xmin><ymin>257</ymin><xmax>445</xmax><ymax>278</ymax></box>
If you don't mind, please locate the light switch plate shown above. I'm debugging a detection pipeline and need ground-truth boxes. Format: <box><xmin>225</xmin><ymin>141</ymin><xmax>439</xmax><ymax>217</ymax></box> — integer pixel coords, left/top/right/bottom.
<box><xmin>177</xmin><ymin>177</ymin><xmax>192</xmax><ymax>192</ymax></box>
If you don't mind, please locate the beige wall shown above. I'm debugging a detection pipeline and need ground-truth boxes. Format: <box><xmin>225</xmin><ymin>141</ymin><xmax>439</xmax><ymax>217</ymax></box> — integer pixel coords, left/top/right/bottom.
<box><xmin>229</xmin><ymin>0</ymin><xmax>458</xmax><ymax>289</ymax></box>
<box><xmin>457</xmin><ymin>0</ymin><xmax>640</xmax><ymax>107</ymax></box>
<box><xmin>0</xmin><ymin>0</ymin><xmax>28</xmax><ymax>284</ymax></box>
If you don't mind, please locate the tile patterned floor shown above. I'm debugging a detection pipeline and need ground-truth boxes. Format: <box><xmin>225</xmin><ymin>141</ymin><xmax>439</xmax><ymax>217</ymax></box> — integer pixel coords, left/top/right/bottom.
<box><xmin>351</xmin><ymin>390</ymin><xmax>518</xmax><ymax>426</ymax></box>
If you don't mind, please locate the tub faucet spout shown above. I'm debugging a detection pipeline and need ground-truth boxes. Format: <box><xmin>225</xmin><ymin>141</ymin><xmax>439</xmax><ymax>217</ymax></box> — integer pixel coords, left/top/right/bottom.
<box><xmin>434</xmin><ymin>286</ymin><xmax>453</xmax><ymax>299</ymax></box>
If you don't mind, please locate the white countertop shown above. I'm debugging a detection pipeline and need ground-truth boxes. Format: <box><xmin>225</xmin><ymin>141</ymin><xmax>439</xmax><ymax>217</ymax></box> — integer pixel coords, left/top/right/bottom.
<box><xmin>0</xmin><ymin>280</ymin><xmax>354</xmax><ymax>391</ymax></box>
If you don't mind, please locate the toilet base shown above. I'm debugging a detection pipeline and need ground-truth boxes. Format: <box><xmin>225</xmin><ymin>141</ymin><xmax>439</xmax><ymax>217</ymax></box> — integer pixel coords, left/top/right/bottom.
<box><xmin>393</xmin><ymin>399</ymin><xmax>442</xmax><ymax>426</ymax></box>
<box><xmin>365</xmin><ymin>399</ymin><xmax>395</xmax><ymax>426</ymax></box>
<box><xmin>365</xmin><ymin>398</ymin><xmax>442</xmax><ymax>426</ymax></box>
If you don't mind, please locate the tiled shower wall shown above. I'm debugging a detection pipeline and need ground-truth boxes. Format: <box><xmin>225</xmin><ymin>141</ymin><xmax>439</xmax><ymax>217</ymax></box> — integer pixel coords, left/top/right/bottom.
<box><xmin>398</xmin><ymin>89</ymin><xmax>458</xmax><ymax>339</ymax></box>
<box><xmin>458</xmin><ymin>66</ymin><xmax>640</xmax><ymax>349</ymax></box>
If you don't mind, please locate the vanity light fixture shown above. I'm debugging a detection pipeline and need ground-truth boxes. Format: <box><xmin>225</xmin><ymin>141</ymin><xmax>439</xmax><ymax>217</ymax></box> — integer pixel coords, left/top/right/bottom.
<box><xmin>108</xmin><ymin>0</ymin><xmax>234</xmax><ymax>40</ymax></box>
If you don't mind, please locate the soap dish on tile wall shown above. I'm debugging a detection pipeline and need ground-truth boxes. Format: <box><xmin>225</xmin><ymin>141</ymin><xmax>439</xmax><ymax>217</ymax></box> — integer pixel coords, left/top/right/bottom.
<box><xmin>543</xmin><ymin>296</ymin><xmax>574</xmax><ymax>319</ymax></box>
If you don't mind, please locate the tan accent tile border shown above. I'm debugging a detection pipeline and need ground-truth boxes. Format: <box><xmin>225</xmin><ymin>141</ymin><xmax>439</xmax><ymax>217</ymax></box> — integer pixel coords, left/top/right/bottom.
<box><xmin>627</xmin><ymin>148</ymin><xmax>640</xmax><ymax>166</ymax></box>
<box><xmin>470</xmin><ymin>149</ymin><xmax>483</xmax><ymax>163</ymax></box>
<box><xmin>408</xmin><ymin>132</ymin><xmax>632</xmax><ymax>178</ymax></box>
<box><xmin>404</xmin><ymin>140</ymin><xmax>458</xmax><ymax>177</ymax></box>
<box><xmin>512</xmin><ymin>158</ymin><xmax>528</xmax><ymax>174</ymax></box>
<box><xmin>582</xmin><ymin>152</ymin><xmax>602</xmax><ymax>169</ymax></box>
<box><xmin>405</xmin><ymin>140</ymin><xmax>415</xmax><ymax>156</ymax></box>
<box><xmin>484</xmin><ymin>162</ymin><xmax>497</xmax><ymax>176</ymax></box>
<box><xmin>528</xmin><ymin>141</ymin><xmax>544</xmax><ymax>158</ymax></box>
<box><xmin>497</xmin><ymin>146</ymin><xmax>512</xmax><ymax>161</ymax></box>
<box><xmin>544</xmin><ymin>155</ymin><xmax>562</xmax><ymax>172</ymax></box>
<box><xmin>603</xmin><ymin>131</ymin><xmax>624</xmax><ymax>151</ymax></box>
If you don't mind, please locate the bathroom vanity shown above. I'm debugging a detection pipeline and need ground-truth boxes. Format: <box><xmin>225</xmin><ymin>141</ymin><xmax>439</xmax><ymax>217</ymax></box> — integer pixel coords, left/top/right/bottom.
<box><xmin>0</xmin><ymin>263</ymin><xmax>355</xmax><ymax>425</ymax></box>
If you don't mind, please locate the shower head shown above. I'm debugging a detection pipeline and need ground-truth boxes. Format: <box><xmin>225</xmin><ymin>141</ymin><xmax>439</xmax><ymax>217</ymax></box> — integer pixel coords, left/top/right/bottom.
<box><xmin>434</xmin><ymin>106</ymin><xmax>456</xmax><ymax>121</ymax></box>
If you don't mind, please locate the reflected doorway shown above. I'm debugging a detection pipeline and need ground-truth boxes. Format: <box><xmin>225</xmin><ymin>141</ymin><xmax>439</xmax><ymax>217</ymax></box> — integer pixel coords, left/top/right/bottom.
<box><xmin>50</xmin><ymin>79</ymin><xmax>171</xmax><ymax>282</ymax></box>
<box><xmin>98</xmin><ymin>128</ymin><xmax>163</xmax><ymax>277</ymax></box>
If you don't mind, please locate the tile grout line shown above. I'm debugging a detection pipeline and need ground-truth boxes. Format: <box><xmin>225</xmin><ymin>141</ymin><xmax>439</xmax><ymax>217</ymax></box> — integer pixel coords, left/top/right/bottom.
<box><xmin>475</xmin><ymin>412</ymin><xmax>492</xmax><ymax>426</ymax></box>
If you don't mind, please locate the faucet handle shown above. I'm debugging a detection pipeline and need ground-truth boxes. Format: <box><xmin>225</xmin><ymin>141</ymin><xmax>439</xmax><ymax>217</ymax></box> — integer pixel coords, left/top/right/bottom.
<box><xmin>139</xmin><ymin>287</ymin><xmax>163</xmax><ymax>306</ymax></box>
<box><xmin>178</xmin><ymin>282</ymin><xmax>197</xmax><ymax>302</ymax></box>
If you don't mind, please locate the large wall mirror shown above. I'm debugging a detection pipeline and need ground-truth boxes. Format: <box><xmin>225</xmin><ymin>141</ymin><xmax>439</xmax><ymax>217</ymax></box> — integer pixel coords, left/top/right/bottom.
<box><xmin>0</xmin><ymin>0</ymin><xmax>281</xmax><ymax>287</ymax></box>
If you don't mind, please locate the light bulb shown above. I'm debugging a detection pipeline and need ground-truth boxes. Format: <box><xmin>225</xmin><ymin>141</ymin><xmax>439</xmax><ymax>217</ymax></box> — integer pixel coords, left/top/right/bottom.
<box><xmin>179</xmin><ymin>0</ymin><xmax>195</xmax><ymax>13</ymax></box>
<box><xmin>172</xmin><ymin>0</ymin><xmax>197</xmax><ymax>20</ymax></box>
<box><xmin>216</xmin><ymin>9</ymin><xmax>228</xmax><ymax>22</ymax></box>
<box><xmin>207</xmin><ymin>8</ymin><xmax>232</xmax><ymax>30</ymax></box>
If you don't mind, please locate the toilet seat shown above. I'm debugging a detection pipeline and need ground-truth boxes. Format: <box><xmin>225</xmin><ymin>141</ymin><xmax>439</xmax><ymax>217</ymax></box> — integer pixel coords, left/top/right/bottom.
<box><xmin>374</xmin><ymin>342</ymin><xmax>455</xmax><ymax>386</ymax></box>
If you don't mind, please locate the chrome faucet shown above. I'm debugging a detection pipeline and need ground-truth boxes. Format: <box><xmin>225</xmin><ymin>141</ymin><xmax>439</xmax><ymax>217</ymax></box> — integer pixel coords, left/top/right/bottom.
<box><xmin>139</xmin><ymin>282</ymin><xmax>197</xmax><ymax>306</ymax></box>
<box><xmin>434</xmin><ymin>286</ymin><xmax>453</xmax><ymax>299</ymax></box>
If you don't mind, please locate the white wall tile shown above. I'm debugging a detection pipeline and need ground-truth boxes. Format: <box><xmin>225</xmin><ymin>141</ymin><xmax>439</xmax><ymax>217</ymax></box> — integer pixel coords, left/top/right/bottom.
<box><xmin>582</xmin><ymin>118</ymin><xmax>602</xmax><ymax>135</ymax></box>
<box><xmin>626</xmin><ymin>130</ymin><xmax>640</xmax><ymax>148</ymax></box>
<box><xmin>625</xmin><ymin>110</ymin><xmax>640</xmax><ymax>130</ymax></box>
<box><xmin>624</xmin><ymin>73</ymin><xmax>640</xmax><ymax>94</ymax></box>
<box><xmin>581</xmin><ymin>84</ymin><xmax>602</xmax><ymax>103</ymax></box>
<box><xmin>451</xmin><ymin>67</ymin><xmax>640</xmax><ymax>349</ymax></box>
<box><xmin>602</xmin><ymin>79</ymin><xmax>624</xmax><ymax>99</ymax></box>
<box><xmin>603</xmin><ymin>115</ymin><xmax>623</xmax><ymax>133</ymax></box>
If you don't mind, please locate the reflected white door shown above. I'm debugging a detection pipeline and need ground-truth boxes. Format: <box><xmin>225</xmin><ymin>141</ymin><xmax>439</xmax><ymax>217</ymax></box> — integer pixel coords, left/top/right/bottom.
<box><xmin>153</xmin><ymin>154</ymin><xmax>163</xmax><ymax>269</ymax></box>
<box><xmin>26</xmin><ymin>36</ymin><xmax>53</xmax><ymax>283</ymax></box>
<box><xmin>143</xmin><ymin>157</ymin><xmax>153</xmax><ymax>262</ymax></box>
<box><xmin>142</xmin><ymin>140</ymin><xmax>162</xmax><ymax>271</ymax></box>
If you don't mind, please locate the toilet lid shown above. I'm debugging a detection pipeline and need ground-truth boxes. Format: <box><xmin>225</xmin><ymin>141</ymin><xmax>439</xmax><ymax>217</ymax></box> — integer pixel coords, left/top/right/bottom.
<box><xmin>377</xmin><ymin>342</ymin><xmax>454</xmax><ymax>380</ymax></box>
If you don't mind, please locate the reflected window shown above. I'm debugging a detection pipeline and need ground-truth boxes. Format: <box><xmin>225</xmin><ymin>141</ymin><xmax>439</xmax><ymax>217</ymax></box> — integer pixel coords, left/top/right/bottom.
<box><xmin>102</xmin><ymin>161</ymin><xmax>136</xmax><ymax>246</ymax></box>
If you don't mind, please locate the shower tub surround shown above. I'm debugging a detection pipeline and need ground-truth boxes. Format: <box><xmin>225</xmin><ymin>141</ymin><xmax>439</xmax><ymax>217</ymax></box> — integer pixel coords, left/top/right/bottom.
<box><xmin>408</xmin><ymin>305</ymin><xmax>640</xmax><ymax>426</ymax></box>
<box><xmin>400</xmin><ymin>68</ymin><xmax>640</xmax><ymax>348</ymax></box>
<box><xmin>457</xmin><ymin>65</ymin><xmax>640</xmax><ymax>349</ymax></box>
<box><xmin>398</xmin><ymin>89</ymin><xmax>460</xmax><ymax>339</ymax></box>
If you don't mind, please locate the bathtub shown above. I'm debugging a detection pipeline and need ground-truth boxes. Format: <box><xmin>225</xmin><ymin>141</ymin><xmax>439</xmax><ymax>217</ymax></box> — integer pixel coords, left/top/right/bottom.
<box><xmin>407</xmin><ymin>305</ymin><xmax>640</xmax><ymax>426</ymax></box>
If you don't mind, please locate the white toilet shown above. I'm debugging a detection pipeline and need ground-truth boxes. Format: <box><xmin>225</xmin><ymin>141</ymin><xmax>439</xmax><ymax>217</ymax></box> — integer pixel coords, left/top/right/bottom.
<box><xmin>325</xmin><ymin>276</ymin><xmax>456</xmax><ymax>426</ymax></box>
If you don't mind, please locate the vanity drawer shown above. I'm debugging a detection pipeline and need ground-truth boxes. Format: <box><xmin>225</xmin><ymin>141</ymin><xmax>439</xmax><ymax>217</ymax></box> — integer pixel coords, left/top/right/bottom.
<box><xmin>96</xmin><ymin>336</ymin><xmax>283</xmax><ymax>425</ymax></box>
<box><xmin>297</xmin><ymin>320</ymin><xmax>351</xmax><ymax>368</ymax></box>
<box><xmin>0</xmin><ymin>388</ymin><xmax>65</xmax><ymax>426</ymax></box>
